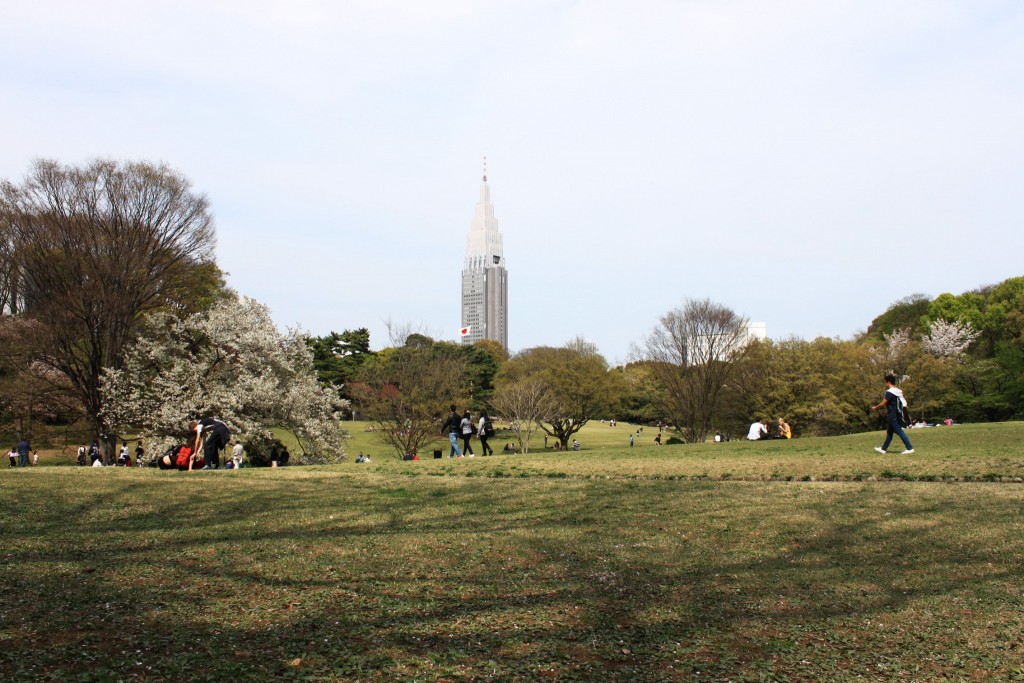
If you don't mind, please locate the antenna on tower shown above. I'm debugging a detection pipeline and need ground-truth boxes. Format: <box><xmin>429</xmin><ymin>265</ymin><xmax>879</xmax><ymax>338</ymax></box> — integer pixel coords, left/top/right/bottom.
<box><xmin>482</xmin><ymin>155</ymin><xmax>487</xmax><ymax>182</ymax></box>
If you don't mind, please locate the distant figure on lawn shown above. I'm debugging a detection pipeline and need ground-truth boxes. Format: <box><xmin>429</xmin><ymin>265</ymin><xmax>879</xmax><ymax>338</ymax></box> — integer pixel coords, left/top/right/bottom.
<box><xmin>8</xmin><ymin>446</ymin><xmax>17</xmax><ymax>468</ymax></box>
<box><xmin>460</xmin><ymin>409</ymin><xmax>476</xmax><ymax>456</ymax></box>
<box><xmin>654</xmin><ymin>433</ymin><xmax>662</xmax><ymax>446</ymax></box>
<box><xmin>871</xmin><ymin>374</ymin><xmax>914</xmax><ymax>455</ymax></box>
<box><xmin>17</xmin><ymin>438</ymin><xmax>30</xmax><ymax>467</ymax></box>
<box><xmin>231</xmin><ymin>440</ymin><xmax>244</xmax><ymax>469</ymax></box>
<box><xmin>747</xmin><ymin>420</ymin><xmax>768</xmax><ymax>441</ymax></box>
<box><xmin>118</xmin><ymin>442</ymin><xmax>130</xmax><ymax>466</ymax></box>
<box><xmin>442</xmin><ymin>405</ymin><xmax>462</xmax><ymax>458</ymax></box>
<box><xmin>77</xmin><ymin>444</ymin><xmax>87</xmax><ymax>466</ymax></box>
<box><xmin>777</xmin><ymin>418</ymin><xmax>792</xmax><ymax>439</ymax></box>
<box><xmin>572</xmin><ymin>440</ymin><xmax>581</xmax><ymax>451</ymax></box>
<box><xmin>478</xmin><ymin>410</ymin><xmax>495</xmax><ymax>456</ymax></box>
<box><xmin>157</xmin><ymin>442</ymin><xmax>204</xmax><ymax>471</ymax></box>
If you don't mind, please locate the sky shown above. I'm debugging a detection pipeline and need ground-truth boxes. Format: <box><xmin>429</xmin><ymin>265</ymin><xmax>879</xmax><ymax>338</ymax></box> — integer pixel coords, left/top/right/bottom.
<box><xmin>3</xmin><ymin>0</ymin><xmax>1022</xmax><ymax>363</ymax></box>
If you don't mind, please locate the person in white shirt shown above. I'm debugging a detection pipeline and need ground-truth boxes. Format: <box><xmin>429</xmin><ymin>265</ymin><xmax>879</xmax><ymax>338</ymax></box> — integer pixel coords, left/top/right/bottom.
<box><xmin>231</xmin><ymin>441</ymin><xmax>244</xmax><ymax>469</ymax></box>
<box><xmin>747</xmin><ymin>420</ymin><xmax>768</xmax><ymax>441</ymax></box>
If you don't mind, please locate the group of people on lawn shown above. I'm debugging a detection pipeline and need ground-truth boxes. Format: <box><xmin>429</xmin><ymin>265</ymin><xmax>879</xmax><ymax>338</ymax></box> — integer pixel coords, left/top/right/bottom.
<box><xmin>442</xmin><ymin>405</ymin><xmax>497</xmax><ymax>457</ymax></box>
<box><xmin>156</xmin><ymin>417</ymin><xmax>244</xmax><ymax>471</ymax></box>
<box><xmin>7</xmin><ymin>439</ymin><xmax>36</xmax><ymax>467</ymax></box>
<box><xmin>742</xmin><ymin>374</ymin><xmax>924</xmax><ymax>455</ymax></box>
<box><xmin>745</xmin><ymin>418</ymin><xmax>793</xmax><ymax>441</ymax></box>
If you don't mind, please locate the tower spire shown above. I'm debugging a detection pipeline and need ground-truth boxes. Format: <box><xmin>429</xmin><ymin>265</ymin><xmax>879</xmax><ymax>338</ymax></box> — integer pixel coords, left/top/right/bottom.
<box><xmin>482</xmin><ymin>155</ymin><xmax>487</xmax><ymax>182</ymax></box>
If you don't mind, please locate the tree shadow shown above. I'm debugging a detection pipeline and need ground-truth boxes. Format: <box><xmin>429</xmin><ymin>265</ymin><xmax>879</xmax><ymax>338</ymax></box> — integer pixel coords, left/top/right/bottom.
<box><xmin>2</xmin><ymin>475</ymin><xmax>1023</xmax><ymax>681</ymax></box>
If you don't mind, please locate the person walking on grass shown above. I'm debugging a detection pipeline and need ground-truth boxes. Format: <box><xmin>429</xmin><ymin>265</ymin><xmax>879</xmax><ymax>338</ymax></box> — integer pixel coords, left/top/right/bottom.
<box><xmin>460</xmin><ymin>409</ymin><xmax>476</xmax><ymax>457</ymax></box>
<box><xmin>871</xmin><ymin>373</ymin><xmax>914</xmax><ymax>454</ymax></box>
<box><xmin>478</xmin><ymin>410</ymin><xmax>495</xmax><ymax>456</ymax></box>
<box><xmin>442</xmin><ymin>405</ymin><xmax>462</xmax><ymax>458</ymax></box>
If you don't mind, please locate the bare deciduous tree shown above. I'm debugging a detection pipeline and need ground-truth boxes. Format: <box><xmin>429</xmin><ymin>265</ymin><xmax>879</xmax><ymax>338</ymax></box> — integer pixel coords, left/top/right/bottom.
<box><xmin>1</xmin><ymin>159</ymin><xmax>217</xmax><ymax>461</ymax></box>
<box><xmin>489</xmin><ymin>379</ymin><xmax>557</xmax><ymax>453</ymax></box>
<box><xmin>640</xmin><ymin>298</ymin><xmax>749</xmax><ymax>443</ymax></box>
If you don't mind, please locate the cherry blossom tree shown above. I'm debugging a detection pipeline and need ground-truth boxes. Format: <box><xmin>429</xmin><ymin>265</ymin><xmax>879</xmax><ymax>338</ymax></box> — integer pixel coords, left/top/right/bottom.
<box><xmin>868</xmin><ymin>327</ymin><xmax>913</xmax><ymax>382</ymax></box>
<box><xmin>101</xmin><ymin>296</ymin><xmax>347</xmax><ymax>464</ymax></box>
<box><xmin>921</xmin><ymin>319</ymin><xmax>979</xmax><ymax>358</ymax></box>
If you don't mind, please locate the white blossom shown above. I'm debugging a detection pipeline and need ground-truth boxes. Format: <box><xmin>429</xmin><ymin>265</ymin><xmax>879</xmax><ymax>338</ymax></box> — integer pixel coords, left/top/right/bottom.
<box><xmin>868</xmin><ymin>327</ymin><xmax>912</xmax><ymax>381</ymax></box>
<box><xmin>921</xmin><ymin>319</ymin><xmax>979</xmax><ymax>357</ymax></box>
<box><xmin>101</xmin><ymin>296</ymin><xmax>347</xmax><ymax>464</ymax></box>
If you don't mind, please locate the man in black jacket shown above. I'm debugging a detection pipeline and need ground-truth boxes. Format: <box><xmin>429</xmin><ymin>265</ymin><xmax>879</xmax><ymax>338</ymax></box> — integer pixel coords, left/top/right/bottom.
<box><xmin>442</xmin><ymin>405</ymin><xmax>462</xmax><ymax>458</ymax></box>
<box><xmin>192</xmin><ymin>417</ymin><xmax>231</xmax><ymax>470</ymax></box>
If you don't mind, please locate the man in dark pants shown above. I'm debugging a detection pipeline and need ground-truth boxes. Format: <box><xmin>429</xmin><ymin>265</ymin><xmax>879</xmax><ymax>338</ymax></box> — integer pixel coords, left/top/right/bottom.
<box><xmin>871</xmin><ymin>374</ymin><xmax>914</xmax><ymax>454</ymax></box>
<box><xmin>192</xmin><ymin>417</ymin><xmax>231</xmax><ymax>470</ymax></box>
<box><xmin>17</xmin><ymin>438</ymin><xmax>30</xmax><ymax>467</ymax></box>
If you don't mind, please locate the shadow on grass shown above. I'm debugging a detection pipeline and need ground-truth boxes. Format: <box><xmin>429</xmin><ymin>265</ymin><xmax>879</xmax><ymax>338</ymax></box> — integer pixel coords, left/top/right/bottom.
<box><xmin>2</xmin><ymin>474</ymin><xmax>1023</xmax><ymax>681</ymax></box>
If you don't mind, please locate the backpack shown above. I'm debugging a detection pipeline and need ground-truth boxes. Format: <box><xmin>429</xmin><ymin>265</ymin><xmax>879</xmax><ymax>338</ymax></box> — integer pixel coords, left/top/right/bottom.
<box><xmin>483</xmin><ymin>419</ymin><xmax>494</xmax><ymax>437</ymax></box>
<box><xmin>898</xmin><ymin>401</ymin><xmax>912</xmax><ymax>428</ymax></box>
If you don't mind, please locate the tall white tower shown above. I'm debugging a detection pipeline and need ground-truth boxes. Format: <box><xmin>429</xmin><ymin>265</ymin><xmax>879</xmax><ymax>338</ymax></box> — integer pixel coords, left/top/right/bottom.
<box><xmin>461</xmin><ymin>158</ymin><xmax>508</xmax><ymax>349</ymax></box>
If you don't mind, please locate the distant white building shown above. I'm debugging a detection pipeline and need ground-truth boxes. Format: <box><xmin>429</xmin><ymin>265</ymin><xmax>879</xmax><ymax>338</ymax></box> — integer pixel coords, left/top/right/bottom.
<box><xmin>683</xmin><ymin>320</ymin><xmax>768</xmax><ymax>364</ymax></box>
<box><xmin>744</xmin><ymin>321</ymin><xmax>768</xmax><ymax>345</ymax></box>
<box><xmin>460</xmin><ymin>160</ymin><xmax>508</xmax><ymax>349</ymax></box>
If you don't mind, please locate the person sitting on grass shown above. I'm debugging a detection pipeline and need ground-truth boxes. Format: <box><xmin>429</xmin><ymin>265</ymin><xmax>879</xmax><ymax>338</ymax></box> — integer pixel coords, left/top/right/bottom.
<box><xmin>157</xmin><ymin>426</ymin><xmax>206</xmax><ymax>471</ymax></box>
<box><xmin>747</xmin><ymin>419</ymin><xmax>768</xmax><ymax>441</ymax></box>
<box><xmin>777</xmin><ymin>418</ymin><xmax>792</xmax><ymax>439</ymax></box>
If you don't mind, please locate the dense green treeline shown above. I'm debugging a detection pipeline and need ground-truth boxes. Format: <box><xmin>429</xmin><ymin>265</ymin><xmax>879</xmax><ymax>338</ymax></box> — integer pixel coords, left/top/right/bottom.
<box><xmin>303</xmin><ymin>276</ymin><xmax>1023</xmax><ymax>453</ymax></box>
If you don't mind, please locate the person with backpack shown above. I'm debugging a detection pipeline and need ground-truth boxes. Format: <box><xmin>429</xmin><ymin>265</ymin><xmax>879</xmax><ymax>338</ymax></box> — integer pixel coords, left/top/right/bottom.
<box><xmin>871</xmin><ymin>373</ymin><xmax>915</xmax><ymax>454</ymax></box>
<box><xmin>459</xmin><ymin>409</ymin><xmax>476</xmax><ymax>457</ymax></box>
<box><xmin>478</xmin><ymin>410</ymin><xmax>495</xmax><ymax>456</ymax></box>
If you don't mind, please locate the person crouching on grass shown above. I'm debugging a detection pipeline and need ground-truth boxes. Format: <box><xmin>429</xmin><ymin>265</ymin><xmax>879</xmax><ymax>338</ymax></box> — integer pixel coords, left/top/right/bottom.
<box><xmin>190</xmin><ymin>417</ymin><xmax>231</xmax><ymax>470</ymax></box>
<box><xmin>871</xmin><ymin>374</ymin><xmax>914</xmax><ymax>455</ymax></box>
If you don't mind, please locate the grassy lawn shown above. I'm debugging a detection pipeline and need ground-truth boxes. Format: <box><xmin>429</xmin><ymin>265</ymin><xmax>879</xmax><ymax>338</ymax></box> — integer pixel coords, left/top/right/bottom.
<box><xmin>2</xmin><ymin>424</ymin><xmax>1023</xmax><ymax>681</ymax></box>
